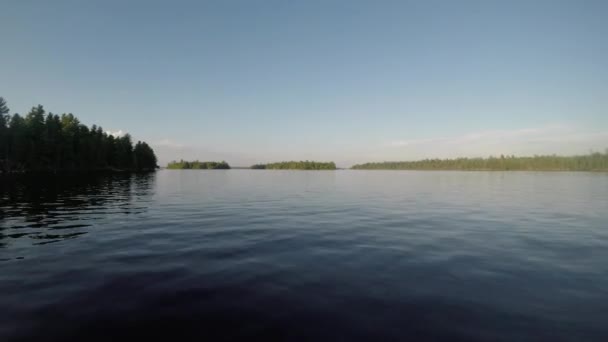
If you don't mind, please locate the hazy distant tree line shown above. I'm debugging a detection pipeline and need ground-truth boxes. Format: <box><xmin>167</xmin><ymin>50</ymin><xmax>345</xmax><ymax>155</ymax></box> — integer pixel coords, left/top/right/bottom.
<box><xmin>252</xmin><ymin>161</ymin><xmax>336</xmax><ymax>170</ymax></box>
<box><xmin>166</xmin><ymin>160</ymin><xmax>231</xmax><ymax>169</ymax></box>
<box><xmin>0</xmin><ymin>97</ymin><xmax>157</xmax><ymax>173</ymax></box>
<box><xmin>351</xmin><ymin>153</ymin><xmax>608</xmax><ymax>171</ymax></box>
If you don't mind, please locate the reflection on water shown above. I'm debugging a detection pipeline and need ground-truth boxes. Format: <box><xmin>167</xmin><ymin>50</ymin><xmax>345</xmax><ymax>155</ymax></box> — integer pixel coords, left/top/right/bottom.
<box><xmin>1</xmin><ymin>170</ymin><xmax>608</xmax><ymax>341</ymax></box>
<box><xmin>0</xmin><ymin>173</ymin><xmax>155</xmax><ymax>252</ymax></box>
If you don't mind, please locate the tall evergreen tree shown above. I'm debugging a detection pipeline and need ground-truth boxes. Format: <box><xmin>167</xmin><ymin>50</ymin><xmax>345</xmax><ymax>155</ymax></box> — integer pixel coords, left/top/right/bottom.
<box><xmin>134</xmin><ymin>141</ymin><xmax>158</xmax><ymax>171</ymax></box>
<box><xmin>0</xmin><ymin>97</ymin><xmax>10</xmax><ymax>163</ymax></box>
<box><xmin>8</xmin><ymin>114</ymin><xmax>27</xmax><ymax>170</ymax></box>
<box><xmin>0</xmin><ymin>97</ymin><xmax>158</xmax><ymax>173</ymax></box>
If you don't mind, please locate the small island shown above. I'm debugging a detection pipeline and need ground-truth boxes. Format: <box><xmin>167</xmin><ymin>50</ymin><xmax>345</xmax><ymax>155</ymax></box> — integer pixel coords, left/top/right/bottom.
<box><xmin>251</xmin><ymin>161</ymin><xmax>336</xmax><ymax>170</ymax></box>
<box><xmin>351</xmin><ymin>153</ymin><xmax>608</xmax><ymax>171</ymax></box>
<box><xmin>0</xmin><ymin>97</ymin><xmax>158</xmax><ymax>173</ymax></box>
<box><xmin>167</xmin><ymin>160</ymin><xmax>231</xmax><ymax>169</ymax></box>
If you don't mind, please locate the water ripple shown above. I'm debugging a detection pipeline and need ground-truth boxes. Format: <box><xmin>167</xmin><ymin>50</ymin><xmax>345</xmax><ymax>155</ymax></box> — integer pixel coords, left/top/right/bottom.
<box><xmin>1</xmin><ymin>170</ymin><xmax>608</xmax><ymax>341</ymax></box>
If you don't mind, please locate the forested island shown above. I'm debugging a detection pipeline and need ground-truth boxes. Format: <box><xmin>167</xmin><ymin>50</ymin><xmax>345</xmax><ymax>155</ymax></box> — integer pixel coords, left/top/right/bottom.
<box><xmin>351</xmin><ymin>153</ymin><xmax>608</xmax><ymax>171</ymax></box>
<box><xmin>251</xmin><ymin>161</ymin><xmax>336</xmax><ymax>170</ymax></box>
<box><xmin>166</xmin><ymin>160</ymin><xmax>231</xmax><ymax>169</ymax></box>
<box><xmin>0</xmin><ymin>97</ymin><xmax>157</xmax><ymax>173</ymax></box>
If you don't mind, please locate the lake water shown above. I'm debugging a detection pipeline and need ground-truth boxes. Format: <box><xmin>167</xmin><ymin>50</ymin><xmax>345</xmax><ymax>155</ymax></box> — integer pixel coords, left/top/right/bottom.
<box><xmin>1</xmin><ymin>170</ymin><xmax>608</xmax><ymax>341</ymax></box>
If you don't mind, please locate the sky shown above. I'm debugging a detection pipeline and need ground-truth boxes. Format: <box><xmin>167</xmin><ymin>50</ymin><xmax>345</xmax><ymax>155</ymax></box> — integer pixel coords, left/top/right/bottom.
<box><xmin>1</xmin><ymin>0</ymin><xmax>607</xmax><ymax>167</ymax></box>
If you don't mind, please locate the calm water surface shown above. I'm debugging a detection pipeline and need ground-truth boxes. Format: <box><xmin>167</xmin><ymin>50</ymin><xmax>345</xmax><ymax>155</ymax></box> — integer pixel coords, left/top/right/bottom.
<box><xmin>1</xmin><ymin>170</ymin><xmax>607</xmax><ymax>341</ymax></box>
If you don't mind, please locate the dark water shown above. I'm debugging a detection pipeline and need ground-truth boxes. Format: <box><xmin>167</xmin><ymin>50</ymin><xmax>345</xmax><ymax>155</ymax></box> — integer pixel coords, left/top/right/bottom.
<box><xmin>1</xmin><ymin>170</ymin><xmax>607</xmax><ymax>341</ymax></box>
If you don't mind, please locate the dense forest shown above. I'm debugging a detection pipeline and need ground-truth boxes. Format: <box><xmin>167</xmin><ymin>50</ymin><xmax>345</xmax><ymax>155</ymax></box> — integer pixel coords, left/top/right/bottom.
<box><xmin>0</xmin><ymin>97</ymin><xmax>158</xmax><ymax>173</ymax></box>
<box><xmin>252</xmin><ymin>161</ymin><xmax>337</xmax><ymax>170</ymax></box>
<box><xmin>351</xmin><ymin>153</ymin><xmax>608</xmax><ymax>171</ymax></box>
<box><xmin>166</xmin><ymin>160</ymin><xmax>231</xmax><ymax>169</ymax></box>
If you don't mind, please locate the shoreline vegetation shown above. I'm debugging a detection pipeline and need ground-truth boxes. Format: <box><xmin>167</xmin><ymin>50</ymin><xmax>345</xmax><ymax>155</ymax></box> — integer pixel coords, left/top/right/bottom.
<box><xmin>167</xmin><ymin>160</ymin><xmax>231</xmax><ymax>169</ymax></box>
<box><xmin>4</xmin><ymin>98</ymin><xmax>606</xmax><ymax>174</ymax></box>
<box><xmin>251</xmin><ymin>161</ymin><xmax>337</xmax><ymax>170</ymax></box>
<box><xmin>351</xmin><ymin>153</ymin><xmax>608</xmax><ymax>171</ymax></box>
<box><xmin>0</xmin><ymin>97</ymin><xmax>158</xmax><ymax>174</ymax></box>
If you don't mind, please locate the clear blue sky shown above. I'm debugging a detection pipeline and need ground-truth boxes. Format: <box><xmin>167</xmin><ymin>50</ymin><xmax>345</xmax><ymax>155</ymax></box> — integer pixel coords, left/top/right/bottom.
<box><xmin>1</xmin><ymin>0</ymin><xmax>607</xmax><ymax>166</ymax></box>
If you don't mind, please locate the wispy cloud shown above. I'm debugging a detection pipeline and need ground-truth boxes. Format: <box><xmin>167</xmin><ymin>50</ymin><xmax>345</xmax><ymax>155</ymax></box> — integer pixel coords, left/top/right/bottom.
<box><xmin>106</xmin><ymin>129</ymin><xmax>125</xmax><ymax>137</ymax></box>
<box><xmin>388</xmin><ymin>126</ymin><xmax>555</xmax><ymax>148</ymax></box>
<box><xmin>150</xmin><ymin>140</ymin><xmax>259</xmax><ymax>167</ymax></box>
<box><xmin>384</xmin><ymin>124</ymin><xmax>608</xmax><ymax>159</ymax></box>
<box><xmin>154</xmin><ymin>139</ymin><xmax>184</xmax><ymax>148</ymax></box>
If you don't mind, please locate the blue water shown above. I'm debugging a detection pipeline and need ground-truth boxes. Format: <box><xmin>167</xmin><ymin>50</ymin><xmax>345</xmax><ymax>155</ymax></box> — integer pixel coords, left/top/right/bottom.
<box><xmin>1</xmin><ymin>170</ymin><xmax>607</xmax><ymax>341</ymax></box>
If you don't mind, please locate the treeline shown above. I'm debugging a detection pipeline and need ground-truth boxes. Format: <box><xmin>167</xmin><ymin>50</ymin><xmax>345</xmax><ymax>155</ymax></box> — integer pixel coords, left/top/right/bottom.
<box><xmin>166</xmin><ymin>160</ymin><xmax>231</xmax><ymax>169</ymax></box>
<box><xmin>252</xmin><ymin>161</ymin><xmax>336</xmax><ymax>170</ymax></box>
<box><xmin>0</xmin><ymin>97</ymin><xmax>157</xmax><ymax>173</ymax></box>
<box><xmin>351</xmin><ymin>153</ymin><xmax>608</xmax><ymax>171</ymax></box>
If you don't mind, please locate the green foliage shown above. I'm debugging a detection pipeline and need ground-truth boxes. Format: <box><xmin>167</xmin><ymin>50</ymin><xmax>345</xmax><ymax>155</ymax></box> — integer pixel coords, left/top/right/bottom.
<box><xmin>252</xmin><ymin>161</ymin><xmax>336</xmax><ymax>170</ymax></box>
<box><xmin>167</xmin><ymin>160</ymin><xmax>231</xmax><ymax>169</ymax></box>
<box><xmin>0</xmin><ymin>97</ymin><xmax>9</xmax><ymax>117</ymax></box>
<box><xmin>134</xmin><ymin>141</ymin><xmax>157</xmax><ymax>171</ymax></box>
<box><xmin>0</xmin><ymin>97</ymin><xmax>158</xmax><ymax>173</ymax></box>
<box><xmin>351</xmin><ymin>153</ymin><xmax>608</xmax><ymax>171</ymax></box>
<box><xmin>0</xmin><ymin>97</ymin><xmax>10</xmax><ymax>162</ymax></box>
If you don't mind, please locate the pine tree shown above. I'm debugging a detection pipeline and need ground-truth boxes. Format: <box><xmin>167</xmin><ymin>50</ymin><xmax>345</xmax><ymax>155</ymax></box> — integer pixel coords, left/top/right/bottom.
<box><xmin>0</xmin><ymin>97</ymin><xmax>10</xmax><ymax>166</ymax></box>
<box><xmin>0</xmin><ymin>97</ymin><xmax>157</xmax><ymax>172</ymax></box>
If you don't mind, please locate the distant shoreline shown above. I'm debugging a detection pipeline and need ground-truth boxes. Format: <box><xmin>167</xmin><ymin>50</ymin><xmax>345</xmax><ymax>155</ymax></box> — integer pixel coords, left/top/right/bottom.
<box><xmin>351</xmin><ymin>153</ymin><xmax>608</xmax><ymax>172</ymax></box>
<box><xmin>156</xmin><ymin>168</ymin><xmax>606</xmax><ymax>172</ymax></box>
<box><xmin>251</xmin><ymin>161</ymin><xmax>336</xmax><ymax>170</ymax></box>
<box><xmin>161</xmin><ymin>153</ymin><xmax>608</xmax><ymax>172</ymax></box>
<box><xmin>350</xmin><ymin>168</ymin><xmax>608</xmax><ymax>172</ymax></box>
